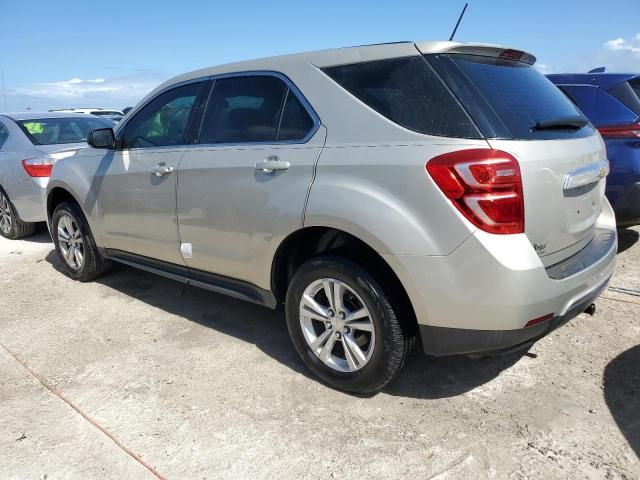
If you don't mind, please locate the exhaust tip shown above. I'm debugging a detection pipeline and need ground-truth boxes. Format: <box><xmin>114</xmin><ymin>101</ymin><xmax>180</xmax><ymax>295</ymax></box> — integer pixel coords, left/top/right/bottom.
<box><xmin>584</xmin><ymin>303</ymin><xmax>596</xmax><ymax>316</ymax></box>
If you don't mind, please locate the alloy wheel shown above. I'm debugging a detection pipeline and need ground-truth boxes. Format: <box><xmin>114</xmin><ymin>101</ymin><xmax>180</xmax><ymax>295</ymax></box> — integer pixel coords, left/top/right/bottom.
<box><xmin>299</xmin><ymin>278</ymin><xmax>376</xmax><ymax>372</ymax></box>
<box><xmin>57</xmin><ymin>214</ymin><xmax>84</xmax><ymax>270</ymax></box>
<box><xmin>0</xmin><ymin>192</ymin><xmax>12</xmax><ymax>235</ymax></box>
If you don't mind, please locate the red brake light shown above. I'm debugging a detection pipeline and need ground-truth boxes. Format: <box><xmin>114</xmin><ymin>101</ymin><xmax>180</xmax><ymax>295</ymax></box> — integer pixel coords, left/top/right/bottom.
<box><xmin>498</xmin><ymin>49</ymin><xmax>524</xmax><ymax>61</ymax></box>
<box><xmin>21</xmin><ymin>158</ymin><xmax>54</xmax><ymax>177</ymax></box>
<box><xmin>426</xmin><ymin>149</ymin><xmax>524</xmax><ymax>235</ymax></box>
<box><xmin>598</xmin><ymin>122</ymin><xmax>640</xmax><ymax>139</ymax></box>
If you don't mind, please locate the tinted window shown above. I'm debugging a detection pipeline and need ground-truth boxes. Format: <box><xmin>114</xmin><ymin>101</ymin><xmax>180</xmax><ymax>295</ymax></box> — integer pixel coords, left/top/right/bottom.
<box><xmin>278</xmin><ymin>91</ymin><xmax>314</xmax><ymax>141</ymax></box>
<box><xmin>322</xmin><ymin>57</ymin><xmax>479</xmax><ymax>138</ymax></box>
<box><xmin>16</xmin><ymin>117</ymin><xmax>112</xmax><ymax>145</ymax></box>
<box><xmin>200</xmin><ymin>76</ymin><xmax>288</xmax><ymax>144</ymax></box>
<box><xmin>444</xmin><ymin>54</ymin><xmax>591</xmax><ymax>139</ymax></box>
<box><xmin>0</xmin><ymin>122</ymin><xmax>8</xmax><ymax>149</ymax></box>
<box><xmin>123</xmin><ymin>82</ymin><xmax>202</xmax><ymax>148</ymax></box>
<box><xmin>609</xmin><ymin>79</ymin><xmax>640</xmax><ymax>117</ymax></box>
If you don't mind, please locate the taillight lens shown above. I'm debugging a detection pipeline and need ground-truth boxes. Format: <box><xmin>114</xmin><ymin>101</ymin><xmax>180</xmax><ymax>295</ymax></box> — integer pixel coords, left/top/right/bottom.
<box><xmin>427</xmin><ymin>149</ymin><xmax>524</xmax><ymax>234</ymax></box>
<box><xmin>21</xmin><ymin>157</ymin><xmax>54</xmax><ymax>177</ymax></box>
<box><xmin>598</xmin><ymin>122</ymin><xmax>640</xmax><ymax>139</ymax></box>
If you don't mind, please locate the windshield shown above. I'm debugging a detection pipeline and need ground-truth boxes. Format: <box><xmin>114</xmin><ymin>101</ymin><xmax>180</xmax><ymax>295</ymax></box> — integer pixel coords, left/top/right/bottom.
<box><xmin>435</xmin><ymin>54</ymin><xmax>593</xmax><ymax>140</ymax></box>
<box><xmin>17</xmin><ymin>117</ymin><xmax>112</xmax><ymax>145</ymax></box>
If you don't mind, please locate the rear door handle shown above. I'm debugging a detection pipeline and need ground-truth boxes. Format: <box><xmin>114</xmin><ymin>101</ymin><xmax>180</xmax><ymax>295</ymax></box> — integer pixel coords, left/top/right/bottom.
<box><xmin>152</xmin><ymin>163</ymin><xmax>174</xmax><ymax>176</ymax></box>
<box><xmin>254</xmin><ymin>156</ymin><xmax>290</xmax><ymax>174</ymax></box>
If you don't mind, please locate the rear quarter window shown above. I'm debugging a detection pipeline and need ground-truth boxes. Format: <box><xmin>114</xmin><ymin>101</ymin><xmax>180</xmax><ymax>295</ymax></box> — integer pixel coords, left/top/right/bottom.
<box><xmin>322</xmin><ymin>57</ymin><xmax>481</xmax><ymax>139</ymax></box>
<box><xmin>430</xmin><ymin>54</ymin><xmax>595</xmax><ymax>140</ymax></box>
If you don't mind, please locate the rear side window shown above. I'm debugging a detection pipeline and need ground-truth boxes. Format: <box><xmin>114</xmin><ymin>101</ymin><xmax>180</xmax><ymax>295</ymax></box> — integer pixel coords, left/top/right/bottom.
<box><xmin>437</xmin><ymin>54</ymin><xmax>592</xmax><ymax>140</ymax></box>
<box><xmin>199</xmin><ymin>75</ymin><xmax>315</xmax><ymax>144</ymax></box>
<box><xmin>322</xmin><ymin>57</ymin><xmax>480</xmax><ymax>138</ymax></box>
<box><xmin>123</xmin><ymin>82</ymin><xmax>203</xmax><ymax>148</ymax></box>
<box><xmin>0</xmin><ymin>122</ymin><xmax>8</xmax><ymax>149</ymax></box>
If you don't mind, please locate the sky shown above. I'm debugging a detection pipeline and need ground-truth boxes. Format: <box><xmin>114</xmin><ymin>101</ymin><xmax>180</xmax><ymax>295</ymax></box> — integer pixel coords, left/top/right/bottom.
<box><xmin>1</xmin><ymin>0</ymin><xmax>639</xmax><ymax>112</ymax></box>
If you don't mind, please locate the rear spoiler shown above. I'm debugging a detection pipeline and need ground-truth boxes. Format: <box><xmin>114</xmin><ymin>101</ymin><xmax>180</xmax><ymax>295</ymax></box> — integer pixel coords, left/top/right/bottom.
<box><xmin>415</xmin><ymin>41</ymin><xmax>537</xmax><ymax>65</ymax></box>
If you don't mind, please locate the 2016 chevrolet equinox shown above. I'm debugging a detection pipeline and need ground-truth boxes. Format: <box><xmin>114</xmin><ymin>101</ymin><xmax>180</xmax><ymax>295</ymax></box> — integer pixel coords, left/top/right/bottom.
<box><xmin>46</xmin><ymin>41</ymin><xmax>617</xmax><ymax>393</ymax></box>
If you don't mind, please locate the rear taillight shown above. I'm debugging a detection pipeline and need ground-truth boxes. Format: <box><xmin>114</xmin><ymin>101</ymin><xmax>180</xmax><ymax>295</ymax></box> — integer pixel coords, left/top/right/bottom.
<box><xmin>426</xmin><ymin>149</ymin><xmax>524</xmax><ymax>235</ymax></box>
<box><xmin>598</xmin><ymin>122</ymin><xmax>640</xmax><ymax>139</ymax></box>
<box><xmin>21</xmin><ymin>157</ymin><xmax>54</xmax><ymax>177</ymax></box>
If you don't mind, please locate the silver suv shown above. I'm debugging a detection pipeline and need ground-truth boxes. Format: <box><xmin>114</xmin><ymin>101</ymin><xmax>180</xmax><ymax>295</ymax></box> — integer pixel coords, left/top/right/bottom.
<box><xmin>46</xmin><ymin>41</ymin><xmax>617</xmax><ymax>393</ymax></box>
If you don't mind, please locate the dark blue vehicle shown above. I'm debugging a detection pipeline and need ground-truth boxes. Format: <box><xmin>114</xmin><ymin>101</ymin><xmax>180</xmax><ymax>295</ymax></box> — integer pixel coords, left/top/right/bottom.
<box><xmin>548</xmin><ymin>72</ymin><xmax>640</xmax><ymax>226</ymax></box>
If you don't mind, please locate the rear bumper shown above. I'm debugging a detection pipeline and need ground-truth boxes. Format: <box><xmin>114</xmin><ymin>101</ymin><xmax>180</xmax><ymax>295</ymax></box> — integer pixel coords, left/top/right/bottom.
<box><xmin>9</xmin><ymin>177</ymin><xmax>48</xmax><ymax>223</ymax></box>
<box><xmin>419</xmin><ymin>273</ymin><xmax>610</xmax><ymax>356</ymax></box>
<box><xmin>608</xmin><ymin>181</ymin><xmax>640</xmax><ymax>226</ymax></box>
<box><xmin>383</xmin><ymin>201</ymin><xmax>617</xmax><ymax>355</ymax></box>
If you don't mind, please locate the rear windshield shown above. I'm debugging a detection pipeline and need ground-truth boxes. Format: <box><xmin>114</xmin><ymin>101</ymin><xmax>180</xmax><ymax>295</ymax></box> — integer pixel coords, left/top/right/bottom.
<box><xmin>17</xmin><ymin>117</ymin><xmax>112</xmax><ymax>145</ymax></box>
<box><xmin>92</xmin><ymin>111</ymin><xmax>123</xmax><ymax>116</ymax></box>
<box><xmin>609</xmin><ymin>78</ymin><xmax>640</xmax><ymax>117</ymax></box>
<box><xmin>432</xmin><ymin>54</ymin><xmax>593</xmax><ymax>140</ymax></box>
<box><xmin>322</xmin><ymin>57</ymin><xmax>481</xmax><ymax>138</ymax></box>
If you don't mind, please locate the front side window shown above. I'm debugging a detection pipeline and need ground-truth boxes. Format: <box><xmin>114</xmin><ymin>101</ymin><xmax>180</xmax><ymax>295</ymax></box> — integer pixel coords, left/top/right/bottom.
<box><xmin>16</xmin><ymin>117</ymin><xmax>112</xmax><ymax>145</ymax></box>
<box><xmin>123</xmin><ymin>82</ymin><xmax>202</xmax><ymax>148</ymax></box>
<box><xmin>199</xmin><ymin>75</ymin><xmax>315</xmax><ymax>144</ymax></box>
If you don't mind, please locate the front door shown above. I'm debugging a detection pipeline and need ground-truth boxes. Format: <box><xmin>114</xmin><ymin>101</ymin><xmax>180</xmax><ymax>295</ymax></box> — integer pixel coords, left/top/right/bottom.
<box><xmin>98</xmin><ymin>81</ymin><xmax>206</xmax><ymax>264</ymax></box>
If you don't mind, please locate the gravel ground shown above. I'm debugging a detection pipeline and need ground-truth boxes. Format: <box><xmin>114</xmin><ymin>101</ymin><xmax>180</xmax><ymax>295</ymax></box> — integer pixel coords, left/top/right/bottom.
<box><xmin>1</xmin><ymin>226</ymin><xmax>639</xmax><ymax>479</ymax></box>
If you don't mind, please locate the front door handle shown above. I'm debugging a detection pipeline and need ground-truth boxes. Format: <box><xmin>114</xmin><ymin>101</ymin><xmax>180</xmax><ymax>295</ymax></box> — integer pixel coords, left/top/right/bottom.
<box><xmin>152</xmin><ymin>163</ymin><xmax>174</xmax><ymax>177</ymax></box>
<box><xmin>254</xmin><ymin>156</ymin><xmax>290</xmax><ymax>174</ymax></box>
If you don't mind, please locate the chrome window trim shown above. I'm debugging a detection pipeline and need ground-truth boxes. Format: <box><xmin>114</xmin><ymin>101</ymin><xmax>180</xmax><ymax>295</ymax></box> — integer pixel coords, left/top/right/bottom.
<box><xmin>194</xmin><ymin>70</ymin><xmax>321</xmax><ymax>147</ymax></box>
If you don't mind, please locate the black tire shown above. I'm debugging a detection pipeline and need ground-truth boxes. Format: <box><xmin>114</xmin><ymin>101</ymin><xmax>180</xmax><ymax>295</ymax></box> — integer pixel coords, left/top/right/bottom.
<box><xmin>0</xmin><ymin>188</ymin><xmax>38</xmax><ymax>239</ymax></box>
<box><xmin>51</xmin><ymin>201</ymin><xmax>110</xmax><ymax>281</ymax></box>
<box><xmin>285</xmin><ymin>255</ymin><xmax>412</xmax><ymax>394</ymax></box>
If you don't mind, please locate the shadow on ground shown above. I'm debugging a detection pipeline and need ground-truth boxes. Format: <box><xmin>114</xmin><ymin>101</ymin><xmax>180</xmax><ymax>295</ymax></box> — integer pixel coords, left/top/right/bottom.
<box><xmin>604</xmin><ymin>345</ymin><xmax>640</xmax><ymax>459</ymax></box>
<box><xmin>46</xmin><ymin>251</ymin><xmax>522</xmax><ymax>398</ymax></box>
<box><xmin>23</xmin><ymin>224</ymin><xmax>52</xmax><ymax>244</ymax></box>
<box><xmin>618</xmin><ymin>228</ymin><xmax>640</xmax><ymax>254</ymax></box>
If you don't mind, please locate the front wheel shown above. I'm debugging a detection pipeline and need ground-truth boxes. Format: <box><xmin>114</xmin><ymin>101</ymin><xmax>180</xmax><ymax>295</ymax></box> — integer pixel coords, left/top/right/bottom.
<box><xmin>51</xmin><ymin>201</ymin><xmax>110</xmax><ymax>281</ymax></box>
<box><xmin>285</xmin><ymin>256</ymin><xmax>412</xmax><ymax>394</ymax></box>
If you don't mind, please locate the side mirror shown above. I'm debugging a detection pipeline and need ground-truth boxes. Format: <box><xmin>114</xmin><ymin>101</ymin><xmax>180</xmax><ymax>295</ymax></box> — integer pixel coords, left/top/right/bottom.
<box><xmin>87</xmin><ymin>128</ymin><xmax>115</xmax><ymax>149</ymax></box>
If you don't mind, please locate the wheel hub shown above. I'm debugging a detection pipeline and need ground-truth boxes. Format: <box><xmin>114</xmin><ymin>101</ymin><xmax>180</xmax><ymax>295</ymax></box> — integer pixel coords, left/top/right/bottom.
<box><xmin>299</xmin><ymin>278</ymin><xmax>375</xmax><ymax>373</ymax></box>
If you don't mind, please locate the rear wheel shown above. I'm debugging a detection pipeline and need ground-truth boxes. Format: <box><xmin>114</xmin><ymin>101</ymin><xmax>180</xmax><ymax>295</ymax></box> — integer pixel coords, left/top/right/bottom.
<box><xmin>0</xmin><ymin>189</ymin><xmax>37</xmax><ymax>240</ymax></box>
<box><xmin>285</xmin><ymin>256</ymin><xmax>412</xmax><ymax>394</ymax></box>
<box><xmin>51</xmin><ymin>201</ymin><xmax>110</xmax><ymax>281</ymax></box>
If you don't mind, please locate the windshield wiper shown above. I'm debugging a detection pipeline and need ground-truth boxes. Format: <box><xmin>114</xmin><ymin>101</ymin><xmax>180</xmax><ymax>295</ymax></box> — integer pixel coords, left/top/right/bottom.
<box><xmin>532</xmin><ymin>116</ymin><xmax>589</xmax><ymax>131</ymax></box>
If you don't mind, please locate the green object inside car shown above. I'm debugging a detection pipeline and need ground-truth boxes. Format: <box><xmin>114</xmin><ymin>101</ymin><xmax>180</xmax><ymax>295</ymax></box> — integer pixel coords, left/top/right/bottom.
<box><xmin>23</xmin><ymin>122</ymin><xmax>44</xmax><ymax>134</ymax></box>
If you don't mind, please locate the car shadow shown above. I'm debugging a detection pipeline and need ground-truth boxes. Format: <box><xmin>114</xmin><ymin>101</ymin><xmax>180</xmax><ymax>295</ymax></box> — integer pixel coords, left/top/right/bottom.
<box><xmin>23</xmin><ymin>224</ymin><xmax>52</xmax><ymax>243</ymax></box>
<box><xmin>603</xmin><ymin>345</ymin><xmax>640</xmax><ymax>459</ymax></box>
<box><xmin>45</xmin><ymin>251</ymin><xmax>523</xmax><ymax>398</ymax></box>
<box><xmin>618</xmin><ymin>228</ymin><xmax>640</xmax><ymax>254</ymax></box>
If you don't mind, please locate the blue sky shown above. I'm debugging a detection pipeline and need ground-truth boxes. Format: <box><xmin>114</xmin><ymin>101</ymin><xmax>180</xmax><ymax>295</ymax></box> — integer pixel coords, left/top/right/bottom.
<box><xmin>1</xmin><ymin>0</ymin><xmax>639</xmax><ymax>112</ymax></box>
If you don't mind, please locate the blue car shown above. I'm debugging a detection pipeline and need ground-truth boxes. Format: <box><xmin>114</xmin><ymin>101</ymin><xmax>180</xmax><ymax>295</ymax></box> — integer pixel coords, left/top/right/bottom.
<box><xmin>548</xmin><ymin>72</ymin><xmax>640</xmax><ymax>226</ymax></box>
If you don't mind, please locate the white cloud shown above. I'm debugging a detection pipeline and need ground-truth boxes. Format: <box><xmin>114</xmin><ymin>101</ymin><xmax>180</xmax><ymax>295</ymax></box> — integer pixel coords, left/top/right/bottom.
<box><xmin>604</xmin><ymin>36</ymin><xmax>640</xmax><ymax>53</ymax></box>
<box><xmin>2</xmin><ymin>72</ymin><xmax>170</xmax><ymax>112</ymax></box>
<box><xmin>539</xmin><ymin>32</ymin><xmax>640</xmax><ymax>74</ymax></box>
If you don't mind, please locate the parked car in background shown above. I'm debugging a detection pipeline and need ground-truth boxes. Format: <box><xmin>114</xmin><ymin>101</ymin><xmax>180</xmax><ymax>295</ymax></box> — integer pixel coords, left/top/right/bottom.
<box><xmin>0</xmin><ymin>112</ymin><xmax>112</xmax><ymax>239</ymax></box>
<box><xmin>46</xmin><ymin>41</ymin><xmax>616</xmax><ymax>393</ymax></box>
<box><xmin>548</xmin><ymin>72</ymin><xmax>640</xmax><ymax>226</ymax></box>
<box><xmin>51</xmin><ymin>108</ymin><xmax>124</xmax><ymax>125</ymax></box>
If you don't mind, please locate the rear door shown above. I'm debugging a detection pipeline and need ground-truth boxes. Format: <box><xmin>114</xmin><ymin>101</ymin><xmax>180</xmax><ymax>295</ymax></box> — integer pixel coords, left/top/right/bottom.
<box><xmin>426</xmin><ymin>52</ymin><xmax>608</xmax><ymax>266</ymax></box>
<box><xmin>98</xmin><ymin>80</ymin><xmax>207</xmax><ymax>264</ymax></box>
<box><xmin>177</xmin><ymin>73</ymin><xmax>325</xmax><ymax>289</ymax></box>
